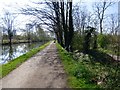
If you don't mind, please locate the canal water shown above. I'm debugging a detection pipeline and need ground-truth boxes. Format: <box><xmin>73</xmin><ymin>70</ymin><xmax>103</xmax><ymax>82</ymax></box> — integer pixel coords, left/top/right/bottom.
<box><xmin>0</xmin><ymin>42</ymin><xmax>45</xmax><ymax>64</ymax></box>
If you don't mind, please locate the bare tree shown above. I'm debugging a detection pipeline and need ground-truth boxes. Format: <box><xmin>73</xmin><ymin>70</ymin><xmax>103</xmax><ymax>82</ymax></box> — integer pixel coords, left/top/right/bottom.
<box><xmin>2</xmin><ymin>10</ymin><xmax>17</xmax><ymax>45</ymax></box>
<box><xmin>109</xmin><ymin>14</ymin><xmax>118</xmax><ymax>35</ymax></box>
<box><xmin>73</xmin><ymin>4</ymin><xmax>88</xmax><ymax>34</ymax></box>
<box><xmin>93</xmin><ymin>1</ymin><xmax>113</xmax><ymax>34</ymax></box>
<box><xmin>73</xmin><ymin>4</ymin><xmax>81</xmax><ymax>32</ymax></box>
<box><xmin>20</xmin><ymin>0</ymin><xmax>74</xmax><ymax>51</ymax></box>
<box><xmin>73</xmin><ymin>3</ymin><xmax>97</xmax><ymax>35</ymax></box>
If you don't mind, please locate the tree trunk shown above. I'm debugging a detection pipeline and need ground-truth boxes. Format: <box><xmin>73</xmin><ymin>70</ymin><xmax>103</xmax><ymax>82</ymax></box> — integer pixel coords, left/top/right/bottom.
<box><xmin>93</xmin><ymin>34</ymin><xmax>97</xmax><ymax>49</ymax></box>
<box><xmin>100</xmin><ymin>19</ymin><xmax>103</xmax><ymax>34</ymax></box>
<box><xmin>61</xmin><ymin>2</ymin><xmax>68</xmax><ymax>48</ymax></box>
<box><xmin>53</xmin><ymin>2</ymin><xmax>64</xmax><ymax>47</ymax></box>
<box><xmin>68</xmin><ymin>1</ymin><xmax>74</xmax><ymax>51</ymax></box>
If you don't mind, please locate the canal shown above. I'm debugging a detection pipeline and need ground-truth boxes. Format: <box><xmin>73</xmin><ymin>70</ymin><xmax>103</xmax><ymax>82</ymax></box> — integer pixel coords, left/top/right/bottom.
<box><xmin>0</xmin><ymin>42</ymin><xmax>45</xmax><ymax>64</ymax></box>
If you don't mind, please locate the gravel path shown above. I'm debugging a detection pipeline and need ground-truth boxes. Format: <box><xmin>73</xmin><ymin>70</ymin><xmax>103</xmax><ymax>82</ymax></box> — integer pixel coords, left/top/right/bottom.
<box><xmin>0</xmin><ymin>42</ymin><xmax>67</xmax><ymax>88</ymax></box>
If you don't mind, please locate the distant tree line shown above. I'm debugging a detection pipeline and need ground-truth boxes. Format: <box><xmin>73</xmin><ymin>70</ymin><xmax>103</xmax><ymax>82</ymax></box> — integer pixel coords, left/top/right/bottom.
<box><xmin>1</xmin><ymin>10</ymin><xmax>51</xmax><ymax>45</ymax></box>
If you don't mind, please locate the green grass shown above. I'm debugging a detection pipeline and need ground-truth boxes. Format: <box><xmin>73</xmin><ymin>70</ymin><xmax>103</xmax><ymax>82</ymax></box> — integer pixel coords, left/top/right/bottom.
<box><xmin>56</xmin><ymin>43</ymin><xmax>99</xmax><ymax>88</ymax></box>
<box><xmin>0</xmin><ymin>41</ymin><xmax>50</xmax><ymax>78</ymax></box>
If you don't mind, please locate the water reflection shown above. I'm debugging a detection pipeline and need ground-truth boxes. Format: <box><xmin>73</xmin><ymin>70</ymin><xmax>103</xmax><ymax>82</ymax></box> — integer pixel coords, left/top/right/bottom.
<box><xmin>0</xmin><ymin>42</ymin><xmax>44</xmax><ymax>64</ymax></box>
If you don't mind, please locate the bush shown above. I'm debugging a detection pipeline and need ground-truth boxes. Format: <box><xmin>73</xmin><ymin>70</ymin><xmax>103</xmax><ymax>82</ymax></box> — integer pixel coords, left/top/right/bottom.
<box><xmin>97</xmin><ymin>34</ymin><xmax>110</xmax><ymax>49</ymax></box>
<box><xmin>72</xmin><ymin>31</ymin><xmax>84</xmax><ymax>51</ymax></box>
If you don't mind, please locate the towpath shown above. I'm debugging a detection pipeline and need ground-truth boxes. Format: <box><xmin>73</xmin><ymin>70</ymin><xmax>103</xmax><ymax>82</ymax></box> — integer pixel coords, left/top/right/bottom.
<box><xmin>0</xmin><ymin>41</ymin><xmax>67</xmax><ymax>88</ymax></box>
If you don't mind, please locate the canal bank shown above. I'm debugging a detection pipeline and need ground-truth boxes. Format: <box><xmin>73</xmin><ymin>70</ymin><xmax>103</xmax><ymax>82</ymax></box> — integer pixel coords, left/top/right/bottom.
<box><xmin>0</xmin><ymin>41</ymin><xmax>47</xmax><ymax>64</ymax></box>
<box><xmin>2</xmin><ymin>40</ymin><xmax>49</xmax><ymax>45</ymax></box>
<box><xmin>0</xmin><ymin>41</ymin><xmax>50</xmax><ymax>78</ymax></box>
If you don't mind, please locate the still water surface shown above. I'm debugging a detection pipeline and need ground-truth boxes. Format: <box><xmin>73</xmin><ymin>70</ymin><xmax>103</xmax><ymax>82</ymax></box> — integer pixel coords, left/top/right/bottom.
<box><xmin>0</xmin><ymin>42</ymin><xmax>45</xmax><ymax>64</ymax></box>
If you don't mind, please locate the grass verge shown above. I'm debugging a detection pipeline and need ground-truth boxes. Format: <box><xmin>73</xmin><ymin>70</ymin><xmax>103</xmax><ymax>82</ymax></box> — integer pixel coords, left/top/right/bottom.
<box><xmin>0</xmin><ymin>41</ymin><xmax>50</xmax><ymax>78</ymax></box>
<box><xmin>56</xmin><ymin>43</ymin><xmax>99</xmax><ymax>88</ymax></box>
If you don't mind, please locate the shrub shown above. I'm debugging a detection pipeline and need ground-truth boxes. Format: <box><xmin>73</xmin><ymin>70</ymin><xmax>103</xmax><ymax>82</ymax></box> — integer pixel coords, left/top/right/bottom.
<box><xmin>97</xmin><ymin>34</ymin><xmax>110</xmax><ymax>49</ymax></box>
<box><xmin>71</xmin><ymin>31</ymin><xmax>84</xmax><ymax>51</ymax></box>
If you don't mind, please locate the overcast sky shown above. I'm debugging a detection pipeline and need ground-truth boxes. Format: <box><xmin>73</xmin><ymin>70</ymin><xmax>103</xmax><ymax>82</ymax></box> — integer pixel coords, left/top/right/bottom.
<box><xmin>0</xmin><ymin>0</ymin><xmax>118</xmax><ymax>33</ymax></box>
